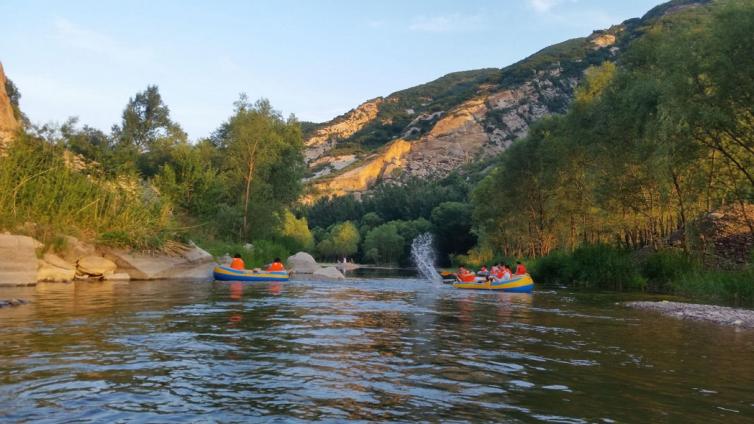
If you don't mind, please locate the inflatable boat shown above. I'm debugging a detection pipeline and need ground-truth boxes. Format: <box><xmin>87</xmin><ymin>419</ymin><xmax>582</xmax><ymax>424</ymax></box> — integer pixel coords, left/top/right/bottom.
<box><xmin>213</xmin><ymin>266</ymin><xmax>289</xmax><ymax>282</ymax></box>
<box><xmin>452</xmin><ymin>274</ymin><xmax>534</xmax><ymax>293</ymax></box>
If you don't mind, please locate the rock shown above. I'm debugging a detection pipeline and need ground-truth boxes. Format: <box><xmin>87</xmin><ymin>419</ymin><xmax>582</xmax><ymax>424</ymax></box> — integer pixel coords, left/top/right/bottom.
<box><xmin>77</xmin><ymin>256</ymin><xmax>117</xmax><ymax>277</ymax></box>
<box><xmin>104</xmin><ymin>272</ymin><xmax>130</xmax><ymax>281</ymax></box>
<box><xmin>60</xmin><ymin>236</ymin><xmax>97</xmax><ymax>264</ymax></box>
<box><xmin>43</xmin><ymin>253</ymin><xmax>75</xmax><ymax>270</ymax></box>
<box><xmin>626</xmin><ymin>301</ymin><xmax>754</xmax><ymax>329</ymax></box>
<box><xmin>37</xmin><ymin>259</ymin><xmax>76</xmax><ymax>282</ymax></box>
<box><xmin>102</xmin><ymin>244</ymin><xmax>214</xmax><ymax>280</ymax></box>
<box><xmin>0</xmin><ymin>234</ymin><xmax>42</xmax><ymax>286</ymax></box>
<box><xmin>286</xmin><ymin>252</ymin><xmax>320</xmax><ymax>274</ymax></box>
<box><xmin>313</xmin><ymin>266</ymin><xmax>345</xmax><ymax>281</ymax></box>
<box><xmin>0</xmin><ymin>62</ymin><xmax>21</xmax><ymax>150</ymax></box>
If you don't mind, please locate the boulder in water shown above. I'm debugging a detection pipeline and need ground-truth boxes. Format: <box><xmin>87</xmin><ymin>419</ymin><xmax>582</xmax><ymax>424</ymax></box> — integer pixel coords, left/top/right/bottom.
<box><xmin>77</xmin><ymin>256</ymin><xmax>117</xmax><ymax>277</ymax></box>
<box><xmin>313</xmin><ymin>266</ymin><xmax>345</xmax><ymax>281</ymax></box>
<box><xmin>60</xmin><ymin>236</ymin><xmax>97</xmax><ymax>264</ymax></box>
<box><xmin>37</xmin><ymin>258</ymin><xmax>76</xmax><ymax>282</ymax></box>
<box><xmin>102</xmin><ymin>244</ymin><xmax>214</xmax><ymax>280</ymax></box>
<box><xmin>0</xmin><ymin>234</ymin><xmax>42</xmax><ymax>286</ymax></box>
<box><xmin>286</xmin><ymin>252</ymin><xmax>320</xmax><ymax>274</ymax></box>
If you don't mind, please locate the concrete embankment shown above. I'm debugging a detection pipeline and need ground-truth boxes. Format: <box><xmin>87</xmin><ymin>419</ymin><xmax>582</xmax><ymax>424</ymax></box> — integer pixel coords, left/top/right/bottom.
<box><xmin>626</xmin><ymin>301</ymin><xmax>754</xmax><ymax>329</ymax></box>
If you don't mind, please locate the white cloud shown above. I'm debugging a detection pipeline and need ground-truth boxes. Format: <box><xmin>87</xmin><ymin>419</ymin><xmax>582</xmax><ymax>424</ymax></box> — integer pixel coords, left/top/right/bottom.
<box><xmin>409</xmin><ymin>14</ymin><xmax>485</xmax><ymax>33</ymax></box>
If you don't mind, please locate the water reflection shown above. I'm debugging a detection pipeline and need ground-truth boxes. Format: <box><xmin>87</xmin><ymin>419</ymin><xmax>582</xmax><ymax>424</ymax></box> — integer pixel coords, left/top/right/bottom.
<box><xmin>0</xmin><ymin>279</ymin><xmax>752</xmax><ymax>422</ymax></box>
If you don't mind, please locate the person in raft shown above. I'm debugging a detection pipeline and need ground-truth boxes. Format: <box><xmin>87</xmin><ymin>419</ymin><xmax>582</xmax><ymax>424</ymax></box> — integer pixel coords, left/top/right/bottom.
<box><xmin>515</xmin><ymin>261</ymin><xmax>527</xmax><ymax>275</ymax></box>
<box><xmin>230</xmin><ymin>253</ymin><xmax>245</xmax><ymax>270</ymax></box>
<box><xmin>456</xmin><ymin>266</ymin><xmax>477</xmax><ymax>283</ymax></box>
<box><xmin>266</xmin><ymin>258</ymin><xmax>286</xmax><ymax>272</ymax></box>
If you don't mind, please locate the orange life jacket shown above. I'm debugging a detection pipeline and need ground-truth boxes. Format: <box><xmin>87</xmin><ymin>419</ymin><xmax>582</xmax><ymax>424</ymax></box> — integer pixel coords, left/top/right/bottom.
<box><xmin>230</xmin><ymin>258</ymin><xmax>245</xmax><ymax>270</ymax></box>
<box><xmin>460</xmin><ymin>272</ymin><xmax>476</xmax><ymax>283</ymax></box>
<box><xmin>267</xmin><ymin>262</ymin><xmax>285</xmax><ymax>272</ymax></box>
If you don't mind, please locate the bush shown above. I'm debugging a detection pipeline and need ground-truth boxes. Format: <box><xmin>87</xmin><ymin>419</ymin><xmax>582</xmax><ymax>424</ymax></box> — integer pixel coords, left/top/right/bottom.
<box><xmin>530</xmin><ymin>252</ymin><xmax>574</xmax><ymax>286</ymax></box>
<box><xmin>674</xmin><ymin>268</ymin><xmax>754</xmax><ymax>307</ymax></box>
<box><xmin>640</xmin><ymin>249</ymin><xmax>696</xmax><ymax>292</ymax></box>
<box><xmin>569</xmin><ymin>244</ymin><xmax>645</xmax><ymax>291</ymax></box>
<box><xmin>0</xmin><ymin>135</ymin><xmax>175</xmax><ymax>250</ymax></box>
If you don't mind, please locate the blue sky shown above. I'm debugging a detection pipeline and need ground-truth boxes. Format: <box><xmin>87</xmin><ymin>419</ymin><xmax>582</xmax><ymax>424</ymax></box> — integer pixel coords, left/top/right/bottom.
<box><xmin>1</xmin><ymin>0</ymin><xmax>662</xmax><ymax>140</ymax></box>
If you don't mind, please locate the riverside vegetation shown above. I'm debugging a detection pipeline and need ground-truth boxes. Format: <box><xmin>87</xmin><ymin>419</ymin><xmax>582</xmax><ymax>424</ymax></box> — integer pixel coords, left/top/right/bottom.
<box><xmin>0</xmin><ymin>0</ymin><xmax>752</xmax><ymax>304</ymax></box>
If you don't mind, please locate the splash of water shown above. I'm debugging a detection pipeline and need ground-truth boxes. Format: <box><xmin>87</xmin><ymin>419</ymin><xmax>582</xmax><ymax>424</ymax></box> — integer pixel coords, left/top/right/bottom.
<box><xmin>411</xmin><ymin>233</ymin><xmax>442</xmax><ymax>284</ymax></box>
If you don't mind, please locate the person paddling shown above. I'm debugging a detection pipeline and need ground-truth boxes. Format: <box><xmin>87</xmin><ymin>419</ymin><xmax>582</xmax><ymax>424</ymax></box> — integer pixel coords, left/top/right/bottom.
<box><xmin>515</xmin><ymin>261</ymin><xmax>527</xmax><ymax>275</ymax></box>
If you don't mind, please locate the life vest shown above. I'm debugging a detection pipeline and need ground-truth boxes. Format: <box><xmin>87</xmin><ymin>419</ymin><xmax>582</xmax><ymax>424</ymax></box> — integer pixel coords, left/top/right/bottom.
<box><xmin>267</xmin><ymin>262</ymin><xmax>285</xmax><ymax>272</ymax></box>
<box><xmin>460</xmin><ymin>272</ymin><xmax>476</xmax><ymax>283</ymax></box>
<box><xmin>230</xmin><ymin>258</ymin><xmax>245</xmax><ymax>270</ymax></box>
<box><xmin>516</xmin><ymin>264</ymin><xmax>527</xmax><ymax>275</ymax></box>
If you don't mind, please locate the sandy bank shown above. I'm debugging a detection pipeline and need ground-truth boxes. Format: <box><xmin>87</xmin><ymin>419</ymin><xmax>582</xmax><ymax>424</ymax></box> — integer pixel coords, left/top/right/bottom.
<box><xmin>626</xmin><ymin>301</ymin><xmax>754</xmax><ymax>329</ymax></box>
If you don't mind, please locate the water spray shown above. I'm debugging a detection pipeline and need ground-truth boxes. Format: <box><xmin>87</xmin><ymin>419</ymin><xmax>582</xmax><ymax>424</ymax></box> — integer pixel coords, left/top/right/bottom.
<box><xmin>411</xmin><ymin>233</ymin><xmax>442</xmax><ymax>284</ymax></box>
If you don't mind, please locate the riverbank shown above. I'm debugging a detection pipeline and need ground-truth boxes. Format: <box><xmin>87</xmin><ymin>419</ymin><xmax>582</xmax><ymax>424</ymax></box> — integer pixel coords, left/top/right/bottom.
<box><xmin>626</xmin><ymin>300</ymin><xmax>754</xmax><ymax>329</ymax></box>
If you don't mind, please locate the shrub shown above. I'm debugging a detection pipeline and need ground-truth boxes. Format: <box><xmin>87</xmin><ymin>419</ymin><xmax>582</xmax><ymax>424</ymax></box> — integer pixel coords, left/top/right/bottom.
<box><xmin>640</xmin><ymin>249</ymin><xmax>696</xmax><ymax>293</ymax></box>
<box><xmin>530</xmin><ymin>252</ymin><xmax>574</xmax><ymax>286</ymax></box>
<box><xmin>569</xmin><ymin>244</ymin><xmax>645</xmax><ymax>291</ymax></box>
<box><xmin>674</xmin><ymin>268</ymin><xmax>754</xmax><ymax>307</ymax></box>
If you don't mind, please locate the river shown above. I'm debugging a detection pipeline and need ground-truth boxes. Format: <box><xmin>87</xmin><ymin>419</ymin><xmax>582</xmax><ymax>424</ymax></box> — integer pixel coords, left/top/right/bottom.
<box><xmin>1</xmin><ymin>277</ymin><xmax>753</xmax><ymax>422</ymax></box>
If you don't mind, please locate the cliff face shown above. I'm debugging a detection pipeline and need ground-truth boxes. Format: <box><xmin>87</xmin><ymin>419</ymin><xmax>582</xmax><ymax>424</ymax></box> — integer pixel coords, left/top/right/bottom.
<box><xmin>305</xmin><ymin>0</ymin><xmax>709</xmax><ymax>199</ymax></box>
<box><xmin>0</xmin><ymin>62</ymin><xmax>20</xmax><ymax>149</ymax></box>
<box><xmin>305</xmin><ymin>98</ymin><xmax>383</xmax><ymax>162</ymax></box>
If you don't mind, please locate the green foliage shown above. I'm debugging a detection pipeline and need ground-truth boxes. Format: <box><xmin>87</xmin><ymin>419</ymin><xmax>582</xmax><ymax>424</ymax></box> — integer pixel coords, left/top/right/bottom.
<box><xmin>530</xmin><ymin>245</ymin><xmax>645</xmax><ymax>291</ymax></box>
<box><xmin>317</xmin><ymin>221</ymin><xmax>360</xmax><ymax>259</ymax></box>
<box><xmin>363</xmin><ymin>223</ymin><xmax>405</xmax><ymax>265</ymax></box>
<box><xmin>641</xmin><ymin>249</ymin><xmax>697</xmax><ymax>292</ymax></box>
<box><xmin>0</xmin><ymin>135</ymin><xmax>175</xmax><ymax>249</ymax></box>
<box><xmin>675</xmin><ymin>268</ymin><xmax>754</xmax><ymax>306</ymax></box>
<box><xmin>472</xmin><ymin>0</ymin><xmax>754</xmax><ymax>265</ymax></box>
<box><xmin>430</xmin><ymin>202</ymin><xmax>476</xmax><ymax>265</ymax></box>
<box><xmin>279</xmin><ymin>210</ymin><xmax>314</xmax><ymax>252</ymax></box>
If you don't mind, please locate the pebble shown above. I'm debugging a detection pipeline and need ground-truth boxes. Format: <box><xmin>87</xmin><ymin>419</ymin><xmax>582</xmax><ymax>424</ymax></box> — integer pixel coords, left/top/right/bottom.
<box><xmin>626</xmin><ymin>301</ymin><xmax>754</xmax><ymax>329</ymax></box>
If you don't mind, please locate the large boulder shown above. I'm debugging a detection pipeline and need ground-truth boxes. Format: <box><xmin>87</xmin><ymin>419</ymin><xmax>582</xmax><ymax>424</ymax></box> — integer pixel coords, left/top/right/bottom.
<box><xmin>60</xmin><ymin>236</ymin><xmax>97</xmax><ymax>264</ymax></box>
<box><xmin>37</xmin><ymin>259</ymin><xmax>75</xmax><ymax>282</ymax></box>
<box><xmin>102</xmin><ymin>243</ymin><xmax>214</xmax><ymax>280</ymax></box>
<box><xmin>286</xmin><ymin>252</ymin><xmax>320</xmax><ymax>274</ymax></box>
<box><xmin>0</xmin><ymin>234</ymin><xmax>42</xmax><ymax>286</ymax></box>
<box><xmin>77</xmin><ymin>255</ymin><xmax>117</xmax><ymax>277</ymax></box>
<box><xmin>312</xmin><ymin>266</ymin><xmax>345</xmax><ymax>281</ymax></box>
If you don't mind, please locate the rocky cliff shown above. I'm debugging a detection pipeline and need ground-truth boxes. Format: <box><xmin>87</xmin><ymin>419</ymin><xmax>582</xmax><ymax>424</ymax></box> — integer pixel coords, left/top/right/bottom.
<box><xmin>0</xmin><ymin>62</ymin><xmax>20</xmax><ymax>150</ymax></box>
<box><xmin>304</xmin><ymin>0</ymin><xmax>710</xmax><ymax>199</ymax></box>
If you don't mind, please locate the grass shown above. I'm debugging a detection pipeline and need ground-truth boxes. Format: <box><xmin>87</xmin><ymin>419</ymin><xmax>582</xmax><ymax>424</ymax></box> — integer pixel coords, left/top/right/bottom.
<box><xmin>674</xmin><ymin>268</ymin><xmax>754</xmax><ymax>307</ymax></box>
<box><xmin>527</xmin><ymin>244</ymin><xmax>754</xmax><ymax>307</ymax></box>
<box><xmin>0</xmin><ymin>136</ymin><xmax>178</xmax><ymax>250</ymax></box>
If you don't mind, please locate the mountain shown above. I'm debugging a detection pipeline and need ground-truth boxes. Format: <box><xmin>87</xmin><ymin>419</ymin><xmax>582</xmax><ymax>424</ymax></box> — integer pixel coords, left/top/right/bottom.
<box><xmin>304</xmin><ymin>0</ymin><xmax>711</xmax><ymax>199</ymax></box>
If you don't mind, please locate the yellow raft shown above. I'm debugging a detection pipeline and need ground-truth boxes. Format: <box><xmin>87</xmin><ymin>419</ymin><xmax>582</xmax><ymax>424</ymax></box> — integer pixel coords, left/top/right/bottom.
<box><xmin>453</xmin><ymin>274</ymin><xmax>534</xmax><ymax>293</ymax></box>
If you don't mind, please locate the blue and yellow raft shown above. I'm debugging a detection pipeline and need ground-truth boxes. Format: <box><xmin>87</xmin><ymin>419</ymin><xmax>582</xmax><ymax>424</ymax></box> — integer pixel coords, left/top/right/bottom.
<box><xmin>213</xmin><ymin>266</ymin><xmax>289</xmax><ymax>282</ymax></box>
<box><xmin>452</xmin><ymin>274</ymin><xmax>534</xmax><ymax>293</ymax></box>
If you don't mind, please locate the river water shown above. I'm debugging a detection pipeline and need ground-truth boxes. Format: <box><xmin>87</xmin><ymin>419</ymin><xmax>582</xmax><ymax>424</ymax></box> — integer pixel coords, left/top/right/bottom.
<box><xmin>1</xmin><ymin>278</ymin><xmax>753</xmax><ymax>423</ymax></box>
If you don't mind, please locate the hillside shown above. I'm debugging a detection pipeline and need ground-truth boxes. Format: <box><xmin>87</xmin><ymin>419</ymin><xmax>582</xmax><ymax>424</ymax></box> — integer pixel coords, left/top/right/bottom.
<box><xmin>305</xmin><ymin>0</ymin><xmax>711</xmax><ymax>199</ymax></box>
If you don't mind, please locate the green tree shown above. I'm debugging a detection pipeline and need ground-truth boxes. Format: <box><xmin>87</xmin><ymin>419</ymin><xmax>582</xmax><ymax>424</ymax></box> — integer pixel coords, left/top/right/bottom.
<box><xmin>363</xmin><ymin>223</ymin><xmax>405</xmax><ymax>265</ymax></box>
<box><xmin>280</xmin><ymin>210</ymin><xmax>314</xmax><ymax>251</ymax></box>
<box><xmin>218</xmin><ymin>97</ymin><xmax>305</xmax><ymax>240</ymax></box>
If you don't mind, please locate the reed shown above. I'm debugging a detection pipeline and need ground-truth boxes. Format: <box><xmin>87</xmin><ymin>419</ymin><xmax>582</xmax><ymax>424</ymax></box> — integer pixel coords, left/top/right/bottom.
<box><xmin>0</xmin><ymin>136</ymin><xmax>177</xmax><ymax>250</ymax></box>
